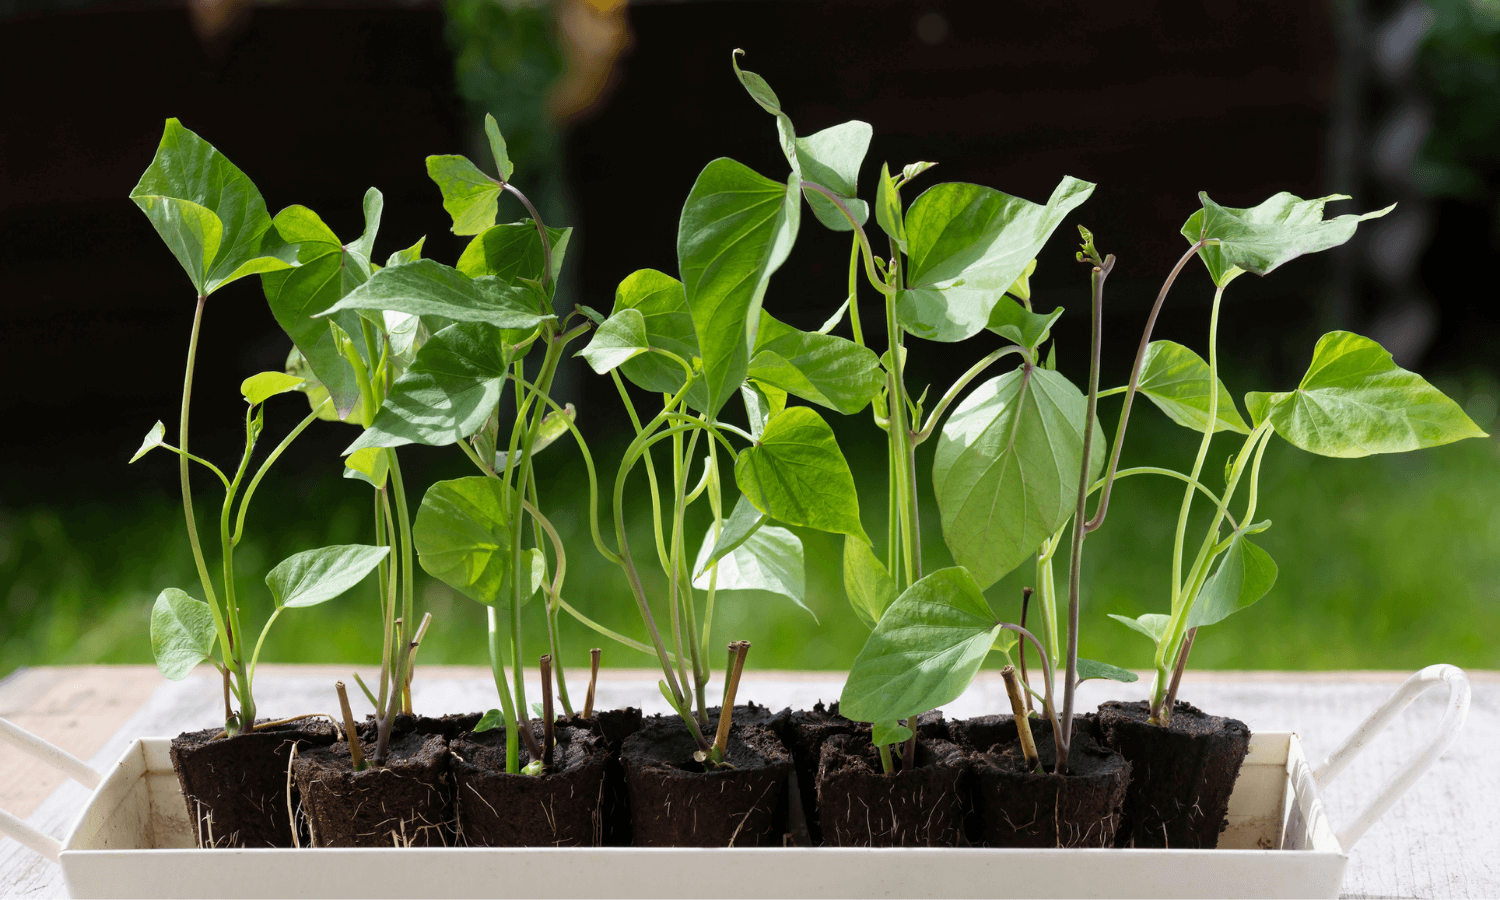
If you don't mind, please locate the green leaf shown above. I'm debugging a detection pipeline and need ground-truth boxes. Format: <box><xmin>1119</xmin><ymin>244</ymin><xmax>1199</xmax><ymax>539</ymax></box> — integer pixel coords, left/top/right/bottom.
<box><xmin>679</xmin><ymin>158</ymin><xmax>800</xmax><ymax>418</ymax></box>
<box><xmin>1184</xmin><ymin>192</ymin><xmax>1395</xmax><ymax>287</ymax></box>
<box><xmin>130</xmin><ymin>119</ymin><xmax>292</xmax><ymax>295</ymax></box>
<box><xmin>611</xmin><ymin>269</ymin><xmax>704</xmax><ymax>402</ymax></box>
<box><xmin>346</xmin><ymin>321</ymin><xmax>509</xmax><ymax>452</ymax></box>
<box><xmin>985</xmin><ymin>297</ymin><xmax>1063</xmax><ymax>352</ymax></box>
<box><xmin>692</xmin><ymin>523</ymin><xmax>811</xmax><ymax>619</ymax></box>
<box><xmin>266</xmin><ymin>544</ymin><xmax>390</xmax><ymax>609</ymax></box>
<box><xmin>484</xmin><ymin>114</ymin><xmax>516</xmax><ymax>183</ymax></box>
<box><xmin>456</xmin><ymin>222</ymin><xmax>571</xmax><ymax>285</ymax></box>
<box><xmin>284</xmin><ymin>346</ymin><xmax>348</xmax><ymax>425</ymax></box>
<box><xmin>694</xmin><ymin>493</ymin><xmax>768</xmax><ymax>578</ymax></box>
<box><xmin>741</xmin><ymin>381</ymin><xmax>787</xmax><ymax>440</ymax></box>
<box><xmin>730</xmin><ymin>49</ymin><xmax>798</xmax><ymax>174</ymax></box>
<box><xmin>899</xmin><ymin>161</ymin><xmax>938</xmax><ymax>186</ymax></box>
<box><xmin>321</xmin><ymin>259</ymin><xmax>550</xmax><ymax>330</ymax></box>
<box><xmin>240</xmin><ymin>371</ymin><xmax>305</xmax><ymax>407</ymax></box>
<box><xmin>349</xmin><ymin>188</ymin><xmax>384</xmax><ymax>265</ymax></box>
<box><xmin>898</xmin><ymin>176</ymin><xmax>1095</xmax><ymax>343</ymax></box>
<box><xmin>1136</xmin><ymin>340</ymin><xmax>1250</xmax><ymax>435</ymax></box>
<box><xmin>474</xmin><ymin>709</ymin><xmax>504</xmax><ymax>733</ymax></box>
<box><xmin>842</xmin><ymin>535</ymin><xmax>897</xmax><ymax>629</ymax></box>
<box><xmin>130</xmin><ymin>421</ymin><xmax>166</xmax><ymax>463</ymax></box>
<box><xmin>839</xmin><ymin>567</ymin><xmax>1000</xmax><ymax>726</ymax></box>
<box><xmin>579</xmin><ymin>308</ymin><xmax>651</xmax><ymax>374</ymax></box>
<box><xmin>796</xmin><ymin>120</ymin><xmax>872</xmax><ymax>231</ymax></box>
<box><xmin>524</xmin><ymin>547</ymin><xmax>546</xmax><ymax>598</ymax></box>
<box><xmin>496</xmin><ymin>404</ymin><xmax>575</xmax><ymax>470</ymax></box>
<box><xmin>343</xmin><ymin>447</ymin><xmax>389</xmax><ymax>488</ymax></box>
<box><xmin>874</xmin><ymin>163</ymin><xmax>905</xmax><ymax>250</ymax></box>
<box><xmin>1075</xmin><ymin>658</ymin><xmax>1139</xmax><ymax>684</ymax></box>
<box><xmin>747</xmin><ymin>312</ymin><xmax>884</xmax><ymax>414</ymax></box>
<box><xmin>873</xmin><ymin>721</ymin><xmax>913</xmax><ymax>747</ymax></box>
<box><xmin>262</xmin><ymin>242</ymin><xmax>372</xmax><ymax>420</ymax></box>
<box><xmin>150</xmin><ymin>588</ymin><xmax>217</xmax><ymax>680</ymax></box>
<box><xmin>1108</xmin><ymin>612</ymin><xmax>1171</xmax><ymax>644</ymax></box>
<box><xmin>426</xmin><ymin>154</ymin><xmax>501</xmax><ymax>235</ymax></box>
<box><xmin>1247</xmin><ymin>331</ymin><xmax>1487</xmax><ymax>458</ymax></box>
<box><xmin>1187</xmin><ymin>533</ymin><xmax>1278</xmax><ymax>629</ymax></box>
<box><xmin>818</xmin><ymin>297</ymin><xmax>851</xmax><ymax>335</ymax></box>
<box><xmin>414</xmin><ymin>476</ymin><xmax>520</xmax><ymax>607</ymax></box>
<box><xmin>387</xmin><ymin>236</ymin><xmax>427</xmax><ymax>268</ymax></box>
<box><xmin>735</xmin><ymin>406</ymin><xmax>868</xmax><ymax>542</ymax></box>
<box><xmin>933</xmin><ymin>367</ymin><xmax>1103</xmax><ymax>590</ymax></box>
<box><xmin>1005</xmin><ymin>258</ymin><xmax>1036</xmax><ymax>304</ymax></box>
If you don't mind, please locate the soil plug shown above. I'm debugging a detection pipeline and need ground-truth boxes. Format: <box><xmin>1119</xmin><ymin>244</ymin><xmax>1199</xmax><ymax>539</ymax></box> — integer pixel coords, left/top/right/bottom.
<box><xmin>1000</xmin><ymin>665</ymin><xmax>1040</xmax><ymax>772</ymax></box>
<box><xmin>334</xmin><ymin>681</ymin><xmax>367</xmax><ymax>772</ymax></box>
<box><xmin>540</xmin><ymin>655</ymin><xmax>556</xmax><ymax>769</ymax></box>
<box><xmin>582</xmin><ymin>648</ymin><xmax>600</xmax><ymax>718</ymax></box>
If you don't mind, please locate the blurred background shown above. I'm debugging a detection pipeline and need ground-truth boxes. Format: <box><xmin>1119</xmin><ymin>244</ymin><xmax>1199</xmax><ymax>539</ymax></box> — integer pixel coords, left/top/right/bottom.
<box><xmin>1</xmin><ymin>0</ymin><xmax>1497</xmax><ymax>683</ymax></box>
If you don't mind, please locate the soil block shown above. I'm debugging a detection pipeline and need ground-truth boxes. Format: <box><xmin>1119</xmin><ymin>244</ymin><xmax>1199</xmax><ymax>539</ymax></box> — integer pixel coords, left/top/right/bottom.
<box><xmin>169</xmin><ymin>718</ymin><xmax>336</xmax><ymax>848</ymax></box>
<box><xmin>967</xmin><ymin>720</ymin><xmax>1130</xmax><ymax>848</ymax></box>
<box><xmin>450</xmin><ymin>722</ymin><xmax>610</xmax><ymax>846</ymax></box>
<box><xmin>562</xmin><ymin>707</ymin><xmax>643</xmax><ymax>845</ymax></box>
<box><xmin>950</xmin><ymin>712</ymin><xmax>1100</xmax><ymax>752</ymax></box>
<box><xmin>781</xmin><ymin>702</ymin><xmax>859</xmax><ymax>845</ymax></box>
<box><xmin>291</xmin><ymin>727</ymin><xmax>452</xmax><ymax>847</ymax></box>
<box><xmin>815</xmin><ymin>733</ymin><xmax>968</xmax><ymax>847</ymax></box>
<box><xmin>621</xmin><ymin>718</ymin><xmax>791</xmax><ymax>847</ymax></box>
<box><xmin>1097</xmin><ymin>699</ymin><xmax>1251</xmax><ymax>849</ymax></box>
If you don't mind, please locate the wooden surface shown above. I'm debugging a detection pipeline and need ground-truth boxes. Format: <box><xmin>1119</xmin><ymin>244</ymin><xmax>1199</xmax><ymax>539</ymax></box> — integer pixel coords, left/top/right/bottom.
<box><xmin>1</xmin><ymin>665</ymin><xmax>1496</xmax><ymax>899</ymax></box>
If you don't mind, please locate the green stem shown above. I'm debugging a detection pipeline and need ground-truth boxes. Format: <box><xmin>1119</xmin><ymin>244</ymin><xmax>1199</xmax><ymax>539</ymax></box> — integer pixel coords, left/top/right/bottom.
<box><xmin>386</xmin><ymin>450</ymin><xmax>416</xmax><ymax>714</ymax></box>
<box><xmin>1170</xmin><ymin>282</ymin><xmax>1230</xmax><ymax>602</ymax></box>
<box><xmin>232</xmin><ymin>400</ymin><xmax>331</xmax><ymax>544</ymax></box>
<box><xmin>846</xmin><ymin>236</ymin><xmax>865</xmax><ymax>347</ymax></box>
<box><xmin>525</xmin><ymin>480</ymin><xmax>573</xmax><ymax>716</ymax></box>
<box><xmin>914</xmin><ymin>344</ymin><xmax>1025</xmax><ymax>444</ymax></box>
<box><xmin>486</xmin><ymin>606</ymin><xmax>522</xmax><ymax>774</ymax></box>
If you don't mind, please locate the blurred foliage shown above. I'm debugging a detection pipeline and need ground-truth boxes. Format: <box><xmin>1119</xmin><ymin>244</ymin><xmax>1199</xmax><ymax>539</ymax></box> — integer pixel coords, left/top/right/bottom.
<box><xmin>1418</xmin><ymin>0</ymin><xmax>1500</xmax><ymax>233</ymax></box>
<box><xmin>4</xmin><ymin>387</ymin><xmax>1498</xmax><ymax>684</ymax></box>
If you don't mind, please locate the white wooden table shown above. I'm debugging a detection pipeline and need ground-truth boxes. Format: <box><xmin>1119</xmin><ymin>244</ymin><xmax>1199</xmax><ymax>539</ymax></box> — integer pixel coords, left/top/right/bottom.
<box><xmin>2</xmin><ymin>666</ymin><xmax>1495</xmax><ymax>899</ymax></box>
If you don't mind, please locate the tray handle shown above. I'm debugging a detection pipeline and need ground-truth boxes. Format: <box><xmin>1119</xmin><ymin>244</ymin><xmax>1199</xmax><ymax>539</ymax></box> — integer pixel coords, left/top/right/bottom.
<box><xmin>0</xmin><ymin>716</ymin><xmax>104</xmax><ymax>862</ymax></box>
<box><xmin>1311</xmin><ymin>664</ymin><xmax>1470</xmax><ymax>849</ymax></box>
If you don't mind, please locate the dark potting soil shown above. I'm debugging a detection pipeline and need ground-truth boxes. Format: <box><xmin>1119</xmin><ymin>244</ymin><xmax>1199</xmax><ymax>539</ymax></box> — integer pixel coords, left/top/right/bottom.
<box><xmin>950</xmin><ymin>712</ymin><xmax>1101</xmax><ymax>752</ymax></box>
<box><xmin>967</xmin><ymin>720</ymin><xmax>1130</xmax><ymax>848</ymax></box>
<box><xmin>814</xmin><ymin>732</ymin><xmax>968</xmax><ymax>847</ymax></box>
<box><xmin>291</xmin><ymin>728</ymin><xmax>452</xmax><ymax>847</ymax></box>
<box><xmin>621</xmin><ymin>718</ymin><xmax>791</xmax><ymax>847</ymax></box>
<box><xmin>169</xmin><ymin>718</ymin><xmax>336</xmax><ymax>848</ymax></box>
<box><xmin>1096</xmin><ymin>699</ymin><xmax>1251</xmax><ymax>849</ymax></box>
<box><xmin>562</xmin><ymin>707</ymin><xmax>643</xmax><ymax>845</ymax></box>
<box><xmin>377</xmin><ymin>711</ymin><xmax>482</xmax><ymax>740</ymax></box>
<box><xmin>450</xmin><ymin>722</ymin><xmax>610</xmax><ymax>846</ymax></box>
<box><xmin>781</xmin><ymin>702</ymin><xmax>859</xmax><ymax>845</ymax></box>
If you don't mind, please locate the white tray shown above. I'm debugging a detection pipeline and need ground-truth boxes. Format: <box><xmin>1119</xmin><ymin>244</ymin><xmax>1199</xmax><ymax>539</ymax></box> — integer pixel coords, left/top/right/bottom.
<box><xmin>0</xmin><ymin>665</ymin><xmax>1471</xmax><ymax>899</ymax></box>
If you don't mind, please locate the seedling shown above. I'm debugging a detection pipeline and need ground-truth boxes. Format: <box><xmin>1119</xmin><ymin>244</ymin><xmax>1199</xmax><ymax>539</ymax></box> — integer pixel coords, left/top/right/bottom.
<box><xmin>131</xmin><ymin>120</ymin><xmax>392</xmax><ymax>736</ymax></box>
<box><xmin>1097</xmin><ymin>192</ymin><xmax>1488</xmax><ymax>725</ymax></box>
<box><xmin>326</xmin><ymin>116</ymin><xmax>598</xmax><ymax>773</ymax></box>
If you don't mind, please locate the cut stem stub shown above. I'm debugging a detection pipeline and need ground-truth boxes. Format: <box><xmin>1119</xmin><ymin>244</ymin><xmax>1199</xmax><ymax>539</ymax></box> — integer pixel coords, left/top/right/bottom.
<box><xmin>1001</xmin><ymin>665</ymin><xmax>1041</xmax><ymax>772</ymax></box>
<box><xmin>334</xmin><ymin>681</ymin><xmax>367</xmax><ymax>772</ymax></box>
<box><xmin>583</xmin><ymin>648</ymin><xmax>601</xmax><ymax>718</ymax></box>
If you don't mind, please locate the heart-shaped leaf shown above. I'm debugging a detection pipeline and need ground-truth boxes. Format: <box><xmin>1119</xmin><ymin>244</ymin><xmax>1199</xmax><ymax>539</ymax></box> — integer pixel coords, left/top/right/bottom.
<box><xmin>692</xmin><ymin>523</ymin><xmax>810</xmax><ymax>619</ymax></box>
<box><xmin>320</xmin><ymin>259</ymin><xmax>550</xmax><ymax>330</ymax></box>
<box><xmin>1186</xmin><ymin>532</ymin><xmax>1278</xmax><ymax>630</ymax></box>
<box><xmin>933</xmin><ymin>366</ymin><xmax>1103</xmax><ymax>590</ymax></box>
<box><xmin>842</xmin><ymin>535</ymin><xmax>897</xmax><ymax>630</ymax></box>
<box><xmin>839</xmin><ymin>567</ymin><xmax>1000</xmax><ymax>726</ymax></box>
<box><xmin>679</xmin><ymin>158</ymin><xmax>800</xmax><ymax>418</ymax></box>
<box><xmin>414</xmin><ymin>476</ymin><xmax>520</xmax><ymax>607</ymax></box>
<box><xmin>735</xmin><ymin>406</ymin><xmax>867</xmax><ymax>542</ymax></box>
<box><xmin>266</xmin><ymin>544</ymin><xmax>390</xmax><ymax>609</ymax></box>
<box><xmin>741</xmin><ymin>382</ymin><xmax>787</xmax><ymax>440</ymax></box>
<box><xmin>986</xmin><ymin>297</ymin><xmax>1063</xmax><ymax>352</ymax></box>
<box><xmin>579</xmin><ymin>308</ymin><xmax>651</xmax><ymax>374</ymax></box>
<box><xmin>1246</xmin><ymin>331</ymin><xmax>1486</xmax><ymax>457</ymax></box>
<box><xmin>130</xmin><ymin>119</ymin><xmax>294</xmax><ymax>295</ymax></box>
<box><xmin>1137</xmin><ymin>340</ymin><xmax>1250</xmax><ymax>435</ymax></box>
<box><xmin>130</xmin><ymin>421</ymin><xmax>167</xmax><ymax>463</ymax></box>
<box><xmin>343</xmin><ymin>447</ymin><xmax>389</xmax><ymax>488</ymax></box>
<box><xmin>1108</xmin><ymin>612</ymin><xmax>1172</xmax><ymax>644</ymax></box>
<box><xmin>150</xmin><ymin>588</ymin><xmax>217</xmax><ymax>680</ymax></box>
<box><xmin>426</xmin><ymin>154</ymin><xmax>501</xmax><ymax>236</ymax></box>
<box><xmin>240</xmin><ymin>372</ymin><xmax>305</xmax><ymax>407</ymax></box>
<box><xmin>457</xmin><ymin>221</ymin><xmax>571</xmax><ymax>285</ymax></box>
<box><xmin>611</xmin><ymin>268</ymin><xmax>705</xmax><ymax>404</ymax></box>
<box><xmin>897</xmin><ymin>176</ymin><xmax>1095</xmax><ymax>343</ymax></box>
<box><xmin>747</xmin><ymin>312</ymin><xmax>883</xmax><ymax>414</ymax></box>
<box><xmin>795</xmin><ymin>120</ymin><xmax>872</xmax><ymax>231</ymax></box>
<box><xmin>484</xmin><ymin>114</ymin><xmax>516</xmax><ymax>183</ymax></box>
<box><xmin>875</xmin><ymin>163</ymin><xmax>905</xmax><ymax>250</ymax></box>
<box><xmin>1075</xmin><ymin>658</ymin><xmax>1139</xmax><ymax>684</ymax></box>
<box><xmin>695</xmin><ymin>493</ymin><xmax>768</xmax><ymax>578</ymax></box>
<box><xmin>346</xmin><ymin>321</ymin><xmax>510</xmax><ymax>453</ymax></box>
<box><xmin>1184</xmin><ymin>192</ymin><xmax>1395</xmax><ymax>287</ymax></box>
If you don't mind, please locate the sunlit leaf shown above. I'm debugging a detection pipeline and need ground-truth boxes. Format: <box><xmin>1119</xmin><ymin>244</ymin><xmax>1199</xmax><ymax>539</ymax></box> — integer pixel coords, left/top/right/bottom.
<box><xmin>747</xmin><ymin>312</ymin><xmax>883</xmax><ymax>414</ymax></box>
<box><xmin>1136</xmin><ymin>341</ymin><xmax>1250</xmax><ymax>435</ymax></box>
<box><xmin>1186</xmin><ymin>533</ymin><xmax>1278</xmax><ymax>628</ymax></box>
<box><xmin>692</xmin><ymin>523</ymin><xmax>810</xmax><ymax>618</ymax></box>
<box><xmin>579</xmin><ymin>308</ymin><xmax>651</xmax><ymax>374</ymax></box>
<box><xmin>695</xmin><ymin>493</ymin><xmax>767</xmax><ymax>578</ymax></box>
<box><xmin>1184</xmin><ymin>192</ymin><xmax>1395</xmax><ymax>287</ymax></box>
<box><xmin>240</xmin><ymin>372</ymin><xmax>305</xmax><ymax>407</ymax></box>
<box><xmin>735</xmin><ymin>406</ymin><xmax>867</xmax><ymax>542</ymax></box>
<box><xmin>150</xmin><ymin>588</ymin><xmax>217</xmax><ymax>680</ymax></box>
<box><xmin>413</xmin><ymin>476</ymin><xmax>522</xmax><ymax>607</ymax></box>
<box><xmin>130</xmin><ymin>421</ymin><xmax>166</xmax><ymax>463</ymax></box>
<box><xmin>843</xmin><ymin>535</ymin><xmax>897</xmax><ymax>630</ymax></box>
<box><xmin>266</xmin><ymin>544</ymin><xmax>390</xmax><ymax>609</ymax></box>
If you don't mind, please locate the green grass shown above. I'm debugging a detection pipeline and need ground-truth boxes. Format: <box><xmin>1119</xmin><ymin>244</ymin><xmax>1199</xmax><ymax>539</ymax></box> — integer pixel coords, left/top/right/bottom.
<box><xmin>3</xmin><ymin>395</ymin><xmax>1498</xmax><ymax>687</ymax></box>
